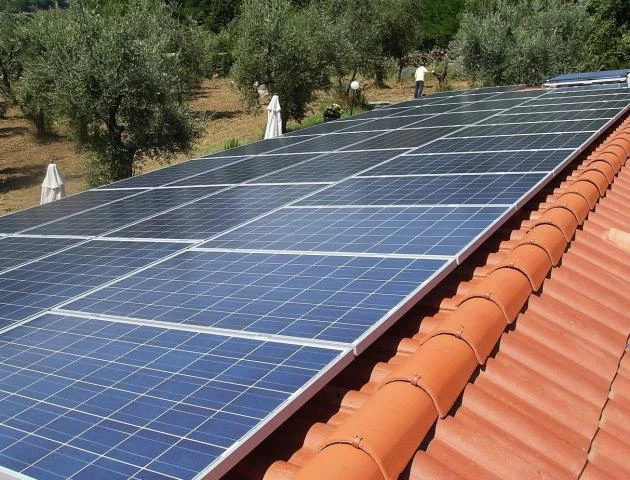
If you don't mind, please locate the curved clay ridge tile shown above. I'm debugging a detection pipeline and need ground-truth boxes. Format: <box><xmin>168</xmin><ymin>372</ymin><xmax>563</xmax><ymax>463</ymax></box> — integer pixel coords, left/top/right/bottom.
<box><xmin>264</xmin><ymin>117</ymin><xmax>630</xmax><ymax>480</ymax></box>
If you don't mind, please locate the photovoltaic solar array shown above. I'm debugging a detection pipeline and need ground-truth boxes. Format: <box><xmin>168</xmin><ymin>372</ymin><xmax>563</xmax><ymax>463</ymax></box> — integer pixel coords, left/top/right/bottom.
<box><xmin>0</xmin><ymin>79</ymin><xmax>628</xmax><ymax>479</ymax></box>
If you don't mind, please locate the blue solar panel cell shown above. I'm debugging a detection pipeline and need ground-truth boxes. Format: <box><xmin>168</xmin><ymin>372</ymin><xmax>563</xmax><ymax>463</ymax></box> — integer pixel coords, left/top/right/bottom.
<box><xmin>200</xmin><ymin>205</ymin><xmax>509</xmax><ymax>256</ymax></box>
<box><xmin>168</xmin><ymin>154</ymin><xmax>316</xmax><ymax>186</ymax></box>
<box><xmin>454</xmin><ymin>119</ymin><xmax>606</xmax><ymax>137</ymax></box>
<box><xmin>342</xmin><ymin>127</ymin><xmax>457</xmax><ymax>150</ymax></box>
<box><xmin>26</xmin><ymin>187</ymin><xmax>224</xmax><ymax>237</ymax></box>
<box><xmin>364</xmin><ymin>150</ymin><xmax>567</xmax><ymax>176</ymax></box>
<box><xmin>0</xmin><ymin>190</ymin><xmax>138</xmax><ymax>234</ymax></box>
<box><xmin>0</xmin><ymin>314</ymin><xmax>345</xmax><ymax>480</ymax></box>
<box><xmin>414</xmin><ymin>132</ymin><xmax>593</xmax><ymax>153</ymax></box>
<box><xmin>108</xmin><ymin>185</ymin><xmax>319</xmax><ymax>240</ymax></box>
<box><xmin>295</xmin><ymin>173</ymin><xmax>547</xmax><ymax>207</ymax></box>
<box><xmin>213</xmin><ymin>136</ymin><xmax>315</xmax><ymax>157</ymax></box>
<box><xmin>257</xmin><ymin>150</ymin><xmax>403</xmax><ymax>183</ymax></box>
<box><xmin>508</xmin><ymin>100</ymin><xmax>629</xmax><ymax>113</ymax></box>
<box><xmin>397</xmin><ymin>110</ymin><xmax>498</xmax><ymax>127</ymax></box>
<box><xmin>0</xmin><ymin>237</ymin><xmax>83</xmax><ymax>273</ymax></box>
<box><xmin>272</xmin><ymin>132</ymin><xmax>377</xmax><ymax>154</ymax></box>
<box><xmin>0</xmin><ymin>240</ymin><xmax>184</xmax><ymax>329</ymax></box>
<box><xmin>63</xmin><ymin>250</ymin><xmax>448</xmax><ymax>343</ymax></box>
<box><xmin>97</xmin><ymin>156</ymin><xmax>246</xmax><ymax>189</ymax></box>
<box><xmin>284</xmin><ymin>119</ymin><xmax>368</xmax><ymax>136</ymax></box>
<box><xmin>480</xmin><ymin>108</ymin><xmax>620</xmax><ymax>124</ymax></box>
<box><xmin>339</xmin><ymin>116</ymin><xmax>430</xmax><ymax>132</ymax></box>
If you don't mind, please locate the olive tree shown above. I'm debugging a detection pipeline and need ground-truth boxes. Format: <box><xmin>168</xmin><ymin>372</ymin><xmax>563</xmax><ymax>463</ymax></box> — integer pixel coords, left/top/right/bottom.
<box><xmin>18</xmin><ymin>0</ymin><xmax>205</xmax><ymax>185</ymax></box>
<box><xmin>0</xmin><ymin>6</ymin><xmax>26</xmax><ymax>105</ymax></box>
<box><xmin>453</xmin><ymin>0</ymin><xmax>594</xmax><ymax>86</ymax></box>
<box><xmin>232</xmin><ymin>0</ymin><xmax>334</xmax><ymax>131</ymax></box>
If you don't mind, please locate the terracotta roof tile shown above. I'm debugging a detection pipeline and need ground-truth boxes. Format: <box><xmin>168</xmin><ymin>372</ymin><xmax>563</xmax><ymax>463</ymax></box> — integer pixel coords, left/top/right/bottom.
<box><xmin>225</xmin><ymin>114</ymin><xmax>630</xmax><ymax>480</ymax></box>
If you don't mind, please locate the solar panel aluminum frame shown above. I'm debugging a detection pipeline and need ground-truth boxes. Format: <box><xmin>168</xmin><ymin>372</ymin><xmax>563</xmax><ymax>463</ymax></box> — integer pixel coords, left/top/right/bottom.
<box><xmin>195</xmin><ymin>346</ymin><xmax>354</xmax><ymax>480</ymax></box>
<box><xmin>0</xmin><ymin>465</ymin><xmax>31</xmax><ymax>480</ymax></box>
<box><xmin>0</xmin><ymin>311</ymin><xmax>353</xmax><ymax>480</ymax></box>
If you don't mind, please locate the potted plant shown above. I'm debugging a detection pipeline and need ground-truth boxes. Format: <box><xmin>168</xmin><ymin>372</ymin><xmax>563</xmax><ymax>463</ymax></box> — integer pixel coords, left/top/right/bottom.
<box><xmin>323</xmin><ymin>103</ymin><xmax>342</xmax><ymax>122</ymax></box>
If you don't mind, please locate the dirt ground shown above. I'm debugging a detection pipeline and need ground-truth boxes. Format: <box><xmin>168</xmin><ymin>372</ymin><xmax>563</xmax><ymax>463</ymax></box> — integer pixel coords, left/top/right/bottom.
<box><xmin>0</xmin><ymin>76</ymin><xmax>464</xmax><ymax>215</ymax></box>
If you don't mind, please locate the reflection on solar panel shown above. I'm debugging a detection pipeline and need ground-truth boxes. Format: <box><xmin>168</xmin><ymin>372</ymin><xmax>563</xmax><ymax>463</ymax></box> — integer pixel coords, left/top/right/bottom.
<box><xmin>480</xmin><ymin>108</ymin><xmax>620</xmax><ymax>123</ymax></box>
<box><xmin>416</xmin><ymin>131</ymin><xmax>593</xmax><ymax>153</ymax></box>
<box><xmin>342</xmin><ymin>126</ymin><xmax>457</xmax><ymax>150</ymax></box>
<box><xmin>0</xmin><ymin>190</ymin><xmax>136</xmax><ymax>234</ymax></box>
<box><xmin>62</xmin><ymin>250</ymin><xmax>448</xmax><ymax>344</ymax></box>
<box><xmin>0</xmin><ymin>314</ymin><xmax>346</xmax><ymax>480</ymax></box>
<box><xmin>0</xmin><ymin>240</ymin><xmax>183</xmax><ymax>329</ymax></box>
<box><xmin>97</xmin><ymin>156</ymin><xmax>246</xmax><ymax>189</ymax></box>
<box><xmin>272</xmin><ymin>131</ymin><xmax>376</xmax><ymax>153</ymax></box>
<box><xmin>26</xmin><ymin>188</ymin><xmax>224</xmax><ymax>237</ymax></box>
<box><xmin>0</xmin><ymin>236</ymin><xmax>82</xmax><ymax>273</ymax></box>
<box><xmin>295</xmin><ymin>173</ymin><xmax>547</xmax><ymax>206</ymax></box>
<box><xmin>201</xmin><ymin>205</ymin><xmax>509</xmax><ymax>256</ymax></box>
<box><xmin>256</xmin><ymin>150</ymin><xmax>403</xmax><ymax>183</ymax></box>
<box><xmin>455</xmin><ymin>119</ymin><xmax>605</xmax><ymax>137</ymax></box>
<box><xmin>0</xmin><ymin>78</ymin><xmax>627</xmax><ymax>479</ymax></box>
<box><xmin>108</xmin><ymin>185</ymin><xmax>320</xmax><ymax>240</ymax></box>
<box><xmin>168</xmin><ymin>154</ymin><xmax>315</xmax><ymax>186</ymax></box>
<box><xmin>362</xmin><ymin>150</ymin><xmax>569</xmax><ymax>176</ymax></box>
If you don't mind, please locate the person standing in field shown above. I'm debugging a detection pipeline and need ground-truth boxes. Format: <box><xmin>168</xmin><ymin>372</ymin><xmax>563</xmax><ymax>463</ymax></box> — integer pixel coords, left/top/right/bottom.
<box><xmin>414</xmin><ymin>64</ymin><xmax>429</xmax><ymax>98</ymax></box>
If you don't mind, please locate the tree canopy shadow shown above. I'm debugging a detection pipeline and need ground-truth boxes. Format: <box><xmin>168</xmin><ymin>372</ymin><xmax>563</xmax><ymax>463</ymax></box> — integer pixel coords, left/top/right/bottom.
<box><xmin>0</xmin><ymin>126</ymin><xmax>29</xmax><ymax>137</ymax></box>
<box><xmin>0</xmin><ymin>164</ymin><xmax>46</xmax><ymax>194</ymax></box>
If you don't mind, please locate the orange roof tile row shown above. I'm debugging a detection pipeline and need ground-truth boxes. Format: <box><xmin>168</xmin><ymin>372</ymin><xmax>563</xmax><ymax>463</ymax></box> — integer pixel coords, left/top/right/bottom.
<box><xmin>224</xmin><ymin>115</ymin><xmax>630</xmax><ymax>480</ymax></box>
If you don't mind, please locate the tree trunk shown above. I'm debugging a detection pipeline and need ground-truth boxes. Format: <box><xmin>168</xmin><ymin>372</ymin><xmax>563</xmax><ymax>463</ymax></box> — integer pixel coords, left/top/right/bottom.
<box><xmin>397</xmin><ymin>61</ymin><xmax>404</xmax><ymax>83</ymax></box>
<box><xmin>374</xmin><ymin>65</ymin><xmax>386</xmax><ymax>88</ymax></box>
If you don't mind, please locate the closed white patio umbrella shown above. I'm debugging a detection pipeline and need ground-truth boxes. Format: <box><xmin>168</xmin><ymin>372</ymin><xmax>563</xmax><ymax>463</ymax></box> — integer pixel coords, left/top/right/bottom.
<box><xmin>40</xmin><ymin>162</ymin><xmax>65</xmax><ymax>205</ymax></box>
<box><xmin>264</xmin><ymin>94</ymin><xmax>282</xmax><ymax>139</ymax></box>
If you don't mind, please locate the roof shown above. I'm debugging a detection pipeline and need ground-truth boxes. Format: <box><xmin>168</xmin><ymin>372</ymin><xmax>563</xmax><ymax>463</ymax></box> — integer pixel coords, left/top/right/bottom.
<box><xmin>224</xmin><ymin>114</ymin><xmax>630</xmax><ymax>479</ymax></box>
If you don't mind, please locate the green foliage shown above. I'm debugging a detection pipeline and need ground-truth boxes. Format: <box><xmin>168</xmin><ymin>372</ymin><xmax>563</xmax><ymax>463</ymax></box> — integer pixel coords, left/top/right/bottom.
<box><xmin>0</xmin><ymin>7</ymin><xmax>27</xmax><ymax>103</ymax></box>
<box><xmin>452</xmin><ymin>0</ymin><xmax>595</xmax><ymax>86</ymax></box>
<box><xmin>177</xmin><ymin>0</ymin><xmax>240</xmax><ymax>33</ymax></box>
<box><xmin>0</xmin><ymin>0</ymin><xmax>67</xmax><ymax>11</ymax></box>
<box><xmin>585</xmin><ymin>0</ymin><xmax>630</xmax><ymax>69</ymax></box>
<box><xmin>18</xmin><ymin>0</ymin><xmax>205</xmax><ymax>185</ymax></box>
<box><xmin>232</xmin><ymin>0</ymin><xmax>334</xmax><ymax>130</ymax></box>
<box><xmin>224</xmin><ymin>137</ymin><xmax>240</xmax><ymax>149</ymax></box>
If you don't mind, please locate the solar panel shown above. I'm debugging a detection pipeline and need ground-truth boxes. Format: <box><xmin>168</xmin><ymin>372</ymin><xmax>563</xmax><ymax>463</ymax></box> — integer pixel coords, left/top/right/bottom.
<box><xmin>0</xmin><ymin>314</ymin><xmax>348</xmax><ymax>480</ymax></box>
<box><xmin>508</xmin><ymin>100</ymin><xmax>629</xmax><ymax>113</ymax></box>
<box><xmin>415</xmin><ymin>131</ymin><xmax>593</xmax><ymax>153</ymax></box>
<box><xmin>0</xmin><ymin>190</ymin><xmax>138</xmax><ymax>235</ymax></box>
<box><xmin>342</xmin><ymin>126</ymin><xmax>458</xmax><ymax>150</ymax></box>
<box><xmin>24</xmin><ymin>187</ymin><xmax>224</xmax><ymax>237</ymax></box>
<box><xmin>255</xmin><ymin>150</ymin><xmax>403</xmax><ymax>183</ymax></box>
<box><xmin>271</xmin><ymin>131</ymin><xmax>377</xmax><ymax>153</ymax></box>
<box><xmin>168</xmin><ymin>154</ymin><xmax>316</xmax><ymax>187</ymax></box>
<box><xmin>200</xmin><ymin>205</ymin><xmax>509</xmax><ymax>256</ymax></box>
<box><xmin>450</xmin><ymin>98</ymin><xmax>526</xmax><ymax>111</ymax></box>
<box><xmin>523</xmin><ymin>92</ymin><xmax>630</xmax><ymax>105</ymax></box>
<box><xmin>295</xmin><ymin>173</ymin><xmax>547</xmax><ymax>206</ymax></box>
<box><xmin>454</xmin><ymin>119</ymin><xmax>605</xmax><ymax>137</ymax></box>
<box><xmin>339</xmin><ymin>116</ymin><xmax>432</xmax><ymax>132</ymax></box>
<box><xmin>97</xmin><ymin>156</ymin><xmax>246</xmax><ymax>189</ymax></box>
<box><xmin>0</xmin><ymin>77</ymin><xmax>627</xmax><ymax>480</ymax></box>
<box><xmin>284</xmin><ymin>118</ymin><xmax>369</xmax><ymax>137</ymax></box>
<box><xmin>0</xmin><ymin>236</ymin><xmax>83</xmax><ymax>273</ymax></box>
<box><xmin>363</xmin><ymin>150</ymin><xmax>570</xmax><ymax>176</ymax></box>
<box><xmin>479</xmin><ymin>108</ymin><xmax>620</xmax><ymax>124</ymax></box>
<box><xmin>61</xmin><ymin>250</ymin><xmax>449</xmax><ymax>344</ymax></box>
<box><xmin>211</xmin><ymin>135</ymin><xmax>315</xmax><ymax>157</ymax></box>
<box><xmin>107</xmin><ymin>185</ymin><xmax>320</xmax><ymax>240</ymax></box>
<box><xmin>0</xmin><ymin>240</ymin><xmax>183</xmax><ymax>329</ymax></box>
<box><xmin>397</xmin><ymin>110</ymin><xmax>498</xmax><ymax>127</ymax></box>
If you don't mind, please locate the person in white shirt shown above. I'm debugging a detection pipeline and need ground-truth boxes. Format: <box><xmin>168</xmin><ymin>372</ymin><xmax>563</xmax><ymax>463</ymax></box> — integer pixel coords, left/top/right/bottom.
<box><xmin>414</xmin><ymin>65</ymin><xmax>429</xmax><ymax>98</ymax></box>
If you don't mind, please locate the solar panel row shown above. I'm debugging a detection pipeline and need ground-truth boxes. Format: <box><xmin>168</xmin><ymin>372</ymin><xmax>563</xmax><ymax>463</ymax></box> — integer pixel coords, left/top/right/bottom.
<box><xmin>0</xmin><ymin>81</ymin><xmax>627</xmax><ymax>480</ymax></box>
